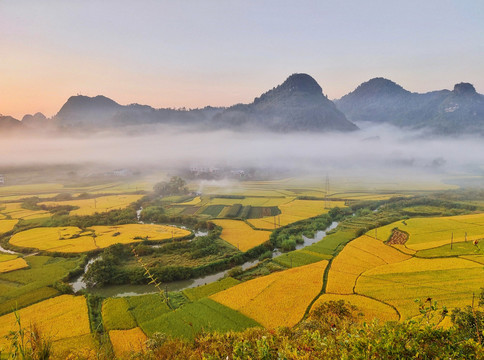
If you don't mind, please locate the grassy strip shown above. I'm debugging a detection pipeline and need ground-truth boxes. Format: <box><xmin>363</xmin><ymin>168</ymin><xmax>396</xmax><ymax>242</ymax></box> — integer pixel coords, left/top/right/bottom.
<box><xmin>86</xmin><ymin>294</ymin><xmax>105</xmax><ymax>334</ymax></box>
<box><xmin>183</xmin><ymin>277</ymin><xmax>240</xmax><ymax>301</ymax></box>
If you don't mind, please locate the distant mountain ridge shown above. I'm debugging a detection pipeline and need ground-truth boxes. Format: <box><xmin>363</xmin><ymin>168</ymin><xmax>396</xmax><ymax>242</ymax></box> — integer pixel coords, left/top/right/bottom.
<box><xmin>336</xmin><ymin>78</ymin><xmax>484</xmax><ymax>135</ymax></box>
<box><xmin>0</xmin><ymin>73</ymin><xmax>357</xmax><ymax>134</ymax></box>
<box><xmin>2</xmin><ymin>74</ymin><xmax>484</xmax><ymax>136</ymax></box>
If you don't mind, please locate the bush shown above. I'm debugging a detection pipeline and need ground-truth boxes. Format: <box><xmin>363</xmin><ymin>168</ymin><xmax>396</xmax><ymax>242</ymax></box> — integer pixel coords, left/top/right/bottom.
<box><xmin>258</xmin><ymin>250</ymin><xmax>273</xmax><ymax>261</ymax></box>
<box><xmin>281</xmin><ymin>239</ymin><xmax>296</xmax><ymax>252</ymax></box>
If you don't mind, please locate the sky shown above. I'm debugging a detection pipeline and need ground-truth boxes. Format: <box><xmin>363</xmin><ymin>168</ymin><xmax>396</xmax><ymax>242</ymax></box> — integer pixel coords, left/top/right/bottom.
<box><xmin>1</xmin><ymin>0</ymin><xmax>483</xmax><ymax>119</ymax></box>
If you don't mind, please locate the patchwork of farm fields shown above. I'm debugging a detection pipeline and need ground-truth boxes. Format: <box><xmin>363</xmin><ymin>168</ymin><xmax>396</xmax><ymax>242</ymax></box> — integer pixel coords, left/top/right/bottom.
<box><xmin>0</xmin><ymin>177</ymin><xmax>483</xmax><ymax>358</ymax></box>
<box><xmin>9</xmin><ymin>224</ymin><xmax>191</xmax><ymax>252</ymax></box>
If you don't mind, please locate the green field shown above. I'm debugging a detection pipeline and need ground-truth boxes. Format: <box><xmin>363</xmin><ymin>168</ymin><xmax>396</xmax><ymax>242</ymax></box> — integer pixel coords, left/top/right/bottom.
<box><xmin>140</xmin><ymin>298</ymin><xmax>261</xmax><ymax>339</ymax></box>
<box><xmin>102</xmin><ymin>297</ymin><xmax>137</xmax><ymax>330</ymax></box>
<box><xmin>273</xmin><ymin>249</ymin><xmax>331</xmax><ymax>267</ymax></box>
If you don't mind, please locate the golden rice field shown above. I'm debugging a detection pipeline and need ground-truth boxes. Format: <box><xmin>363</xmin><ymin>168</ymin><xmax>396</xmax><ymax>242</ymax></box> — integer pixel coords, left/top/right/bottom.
<box><xmin>310</xmin><ymin>294</ymin><xmax>399</xmax><ymax>322</ymax></box>
<box><xmin>0</xmin><ymin>257</ymin><xmax>29</xmax><ymax>273</ymax></box>
<box><xmin>9</xmin><ymin>224</ymin><xmax>191</xmax><ymax>253</ymax></box>
<box><xmin>328</xmin><ymin>192</ymin><xmax>407</xmax><ymax>201</ymax></box>
<box><xmin>109</xmin><ymin>327</ymin><xmax>147</xmax><ymax>358</ymax></box>
<box><xmin>211</xmin><ymin>260</ymin><xmax>328</xmax><ymax>328</ymax></box>
<box><xmin>176</xmin><ymin>196</ymin><xmax>202</xmax><ymax>206</ymax></box>
<box><xmin>0</xmin><ymin>220</ymin><xmax>18</xmax><ymax>234</ymax></box>
<box><xmin>208</xmin><ymin>196</ymin><xmax>292</xmax><ymax>207</ymax></box>
<box><xmin>38</xmin><ymin>194</ymin><xmax>144</xmax><ymax>216</ymax></box>
<box><xmin>0</xmin><ymin>202</ymin><xmax>50</xmax><ymax>220</ymax></box>
<box><xmin>326</xmin><ymin>235</ymin><xmax>411</xmax><ymax>294</ymax></box>
<box><xmin>370</xmin><ymin>213</ymin><xmax>484</xmax><ymax>251</ymax></box>
<box><xmin>356</xmin><ymin>257</ymin><xmax>484</xmax><ymax>320</ymax></box>
<box><xmin>460</xmin><ymin>254</ymin><xmax>484</xmax><ymax>264</ymax></box>
<box><xmin>0</xmin><ymin>183</ymin><xmax>65</xmax><ymax>197</ymax></box>
<box><xmin>0</xmin><ymin>193</ymin><xmax>60</xmax><ymax>202</ymax></box>
<box><xmin>211</xmin><ymin>219</ymin><xmax>271</xmax><ymax>251</ymax></box>
<box><xmin>0</xmin><ymin>295</ymin><xmax>92</xmax><ymax>354</ymax></box>
<box><xmin>248</xmin><ymin>200</ymin><xmax>346</xmax><ymax>229</ymax></box>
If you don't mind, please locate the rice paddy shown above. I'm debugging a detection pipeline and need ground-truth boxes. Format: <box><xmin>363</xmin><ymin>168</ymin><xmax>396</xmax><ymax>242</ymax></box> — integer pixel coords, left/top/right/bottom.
<box><xmin>0</xmin><ymin>257</ymin><xmax>28</xmax><ymax>273</ymax></box>
<box><xmin>211</xmin><ymin>260</ymin><xmax>328</xmax><ymax>328</ymax></box>
<box><xmin>211</xmin><ymin>219</ymin><xmax>271</xmax><ymax>251</ymax></box>
<box><xmin>310</xmin><ymin>294</ymin><xmax>399</xmax><ymax>322</ymax></box>
<box><xmin>248</xmin><ymin>199</ymin><xmax>345</xmax><ymax>229</ymax></box>
<box><xmin>109</xmin><ymin>327</ymin><xmax>147</xmax><ymax>358</ymax></box>
<box><xmin>326</xmin><ymin>235</ymin><xmax>411</xmax><ymax>294</ymax></box>
<box><xmin>356</xmin><ymin>257</ymin><xmax>484</xmax><ymax>319</ymax></box>
<box><xmin>9</xmin><ymin>224</ymin><xmax>191</xmax><ymax>253</ymax></box>
<box><xmin>370</xmin><ymin>213</ymin><xmax>484</xmax><ymax>251</ymax></box>
<box><xmin>0</xmin><ymin>203</ymin><xmax>50</xmax><ymax>220</ymax></box>
<box><xmin>38</xmin><ymin>194</ymin><xmax>144</xmax><ymax>215</ymax></box>
<box><xmin>0</xmin><ymin>295</ymin><xmax>92</xmax><ymax>354</ymax></box>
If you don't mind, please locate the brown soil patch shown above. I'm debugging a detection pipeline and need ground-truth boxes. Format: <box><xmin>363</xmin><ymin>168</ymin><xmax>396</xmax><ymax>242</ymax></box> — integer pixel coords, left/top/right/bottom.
<box><xmin>386</xmin><ymin>228</ymin><xmax>408</xmax><ymax>245</ymax></box>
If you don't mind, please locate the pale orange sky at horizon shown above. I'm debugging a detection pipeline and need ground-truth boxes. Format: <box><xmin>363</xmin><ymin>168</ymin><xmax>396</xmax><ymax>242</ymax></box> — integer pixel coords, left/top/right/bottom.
<box><xmin>1</xmin><ymin>1</ymin><xmax>482</xmax><ymax>119</ymax></box>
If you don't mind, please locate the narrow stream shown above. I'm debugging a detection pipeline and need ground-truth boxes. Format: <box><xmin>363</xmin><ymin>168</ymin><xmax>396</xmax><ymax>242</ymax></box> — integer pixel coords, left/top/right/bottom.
<box><xmin>0</xmin><ymin>244</ymin><xmax>18</xmax><ymax>255</ymax></box>
<box><xmin>76</xmin><ymin>220</ymin><xmax>339</xmax><ymax>297</ymax></box>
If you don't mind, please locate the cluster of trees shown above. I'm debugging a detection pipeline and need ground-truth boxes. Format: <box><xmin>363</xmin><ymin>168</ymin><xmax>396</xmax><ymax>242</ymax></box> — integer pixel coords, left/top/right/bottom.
<box><xmin>270</xmin><ymin>213</ymin><xmax>334</xmax><ymax>250</ymax></box>
<box><xmin>153</xmin><ymin>176</ymin><xmax>189</xmax><ymax>197</ymax></box>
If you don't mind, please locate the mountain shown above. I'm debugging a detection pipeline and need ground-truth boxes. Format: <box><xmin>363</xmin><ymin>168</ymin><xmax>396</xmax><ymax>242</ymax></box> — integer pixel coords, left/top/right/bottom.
<box><xmin>52</xmin><ymin>95</ymin><xmax>223</xmax><ymax>130</ymax></box>
<box><xmin>0</xmin><ymin>115</ymin><xmax>23</xmax><ymax>132</ymax></box>
<box><xmin>336</xmin><ymin>78</ymin><xmax>484</xmax><ymax>135</ymax></box>
<box><xmin>21</xmin><ymin>112</ymin><xmax>49</xmax><ymax>128</ymax></box>
<box><xmin>49</xmin><ymin>74</ymin><xmax>357</xmax><ymax>133</ymax></box>
<box><xmin>55</xmin><ymin>95</ymin><xmax>123</xmax><ymax>127</ymax></box>
<box><xmin>214</xmin><ymin>73</ymin><xmax>358</xmax><ymax>132</ymax></box>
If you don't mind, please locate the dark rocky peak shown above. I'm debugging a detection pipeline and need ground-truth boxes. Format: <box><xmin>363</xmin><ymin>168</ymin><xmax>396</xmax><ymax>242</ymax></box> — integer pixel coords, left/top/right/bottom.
<box><xmin>453</xmin><ymin>82</ymin><xmax>477</xmax><ymax>95</ymax></box>
<box><xmin>278</xmin><ymin>73</ymin><xmax>323</xmax><ymax>95</ymax></box>
<box><xmin>349</xmin><ymin>77</ymin><xmax>410</xmax><ymax>98</ymax></box>
<box><xmin>57</xmin><ymin>95</ymin><xmax>121</xmax><ymax>117</ymax></box>
<box><xmin>254</xmin><ymin>73</ymin><xmax>325</xmax><ymax>106</ymax></box>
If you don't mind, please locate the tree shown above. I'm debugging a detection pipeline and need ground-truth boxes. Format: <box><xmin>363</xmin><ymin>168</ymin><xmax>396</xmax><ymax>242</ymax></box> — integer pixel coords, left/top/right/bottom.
<box><xmin>153</xmin><ymin>176</ymin><xmax>189</xmax><ymax>196</ymax></box>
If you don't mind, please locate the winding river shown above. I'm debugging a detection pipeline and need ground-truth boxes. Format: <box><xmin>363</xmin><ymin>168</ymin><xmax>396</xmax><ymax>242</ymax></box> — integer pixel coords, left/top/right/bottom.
<box><xmin>72</xmin><ymin>221</ymin><xmax>339</xmax><ymax>297</ymax></box>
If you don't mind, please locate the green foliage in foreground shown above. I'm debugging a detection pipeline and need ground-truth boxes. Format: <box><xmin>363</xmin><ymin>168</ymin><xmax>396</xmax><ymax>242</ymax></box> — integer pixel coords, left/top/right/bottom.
<box><xmin>141</xmin><ymin>298</ymin><xmax>261</xmax><ymax>340</ymax></box>
<box><xmin>103</xmin><ymin>300</ymin><xmax>483</xmax><ymax>360</ymax></box>
<box><xmin>0</xmin><ymin>255</ymin><xmax>81</xmax><ymax>315</ymax></box>
<box><xmin>183</xmin><ymin>277</ymin><xmax>240</xmax><ymax>302</ymax></box>
<box><xmin>102</xmin><ymin>298</ymin><xmax>137</xmax><ymax>331</ymax></box>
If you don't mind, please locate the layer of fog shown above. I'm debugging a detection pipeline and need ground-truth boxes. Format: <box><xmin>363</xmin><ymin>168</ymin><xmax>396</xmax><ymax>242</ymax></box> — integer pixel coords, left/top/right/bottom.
<box><xmin>1</xmin><ymin>123</ymin><xmax>483</xmax><ymax>181</ymax></box>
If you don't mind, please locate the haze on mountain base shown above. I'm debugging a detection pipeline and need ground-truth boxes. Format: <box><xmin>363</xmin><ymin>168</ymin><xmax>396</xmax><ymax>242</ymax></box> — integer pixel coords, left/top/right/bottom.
<box><xmin>1</xmin><ymin>121</ymin><xmax>483</xmax><ymax>188</ymax></box>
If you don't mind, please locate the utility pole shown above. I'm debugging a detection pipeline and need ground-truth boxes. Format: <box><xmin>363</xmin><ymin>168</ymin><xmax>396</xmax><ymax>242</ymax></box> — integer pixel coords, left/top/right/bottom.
<box><xmin>324</xmin><ymin>175</ymin><xmax>330</xmax><ymax>209</ymax></box>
